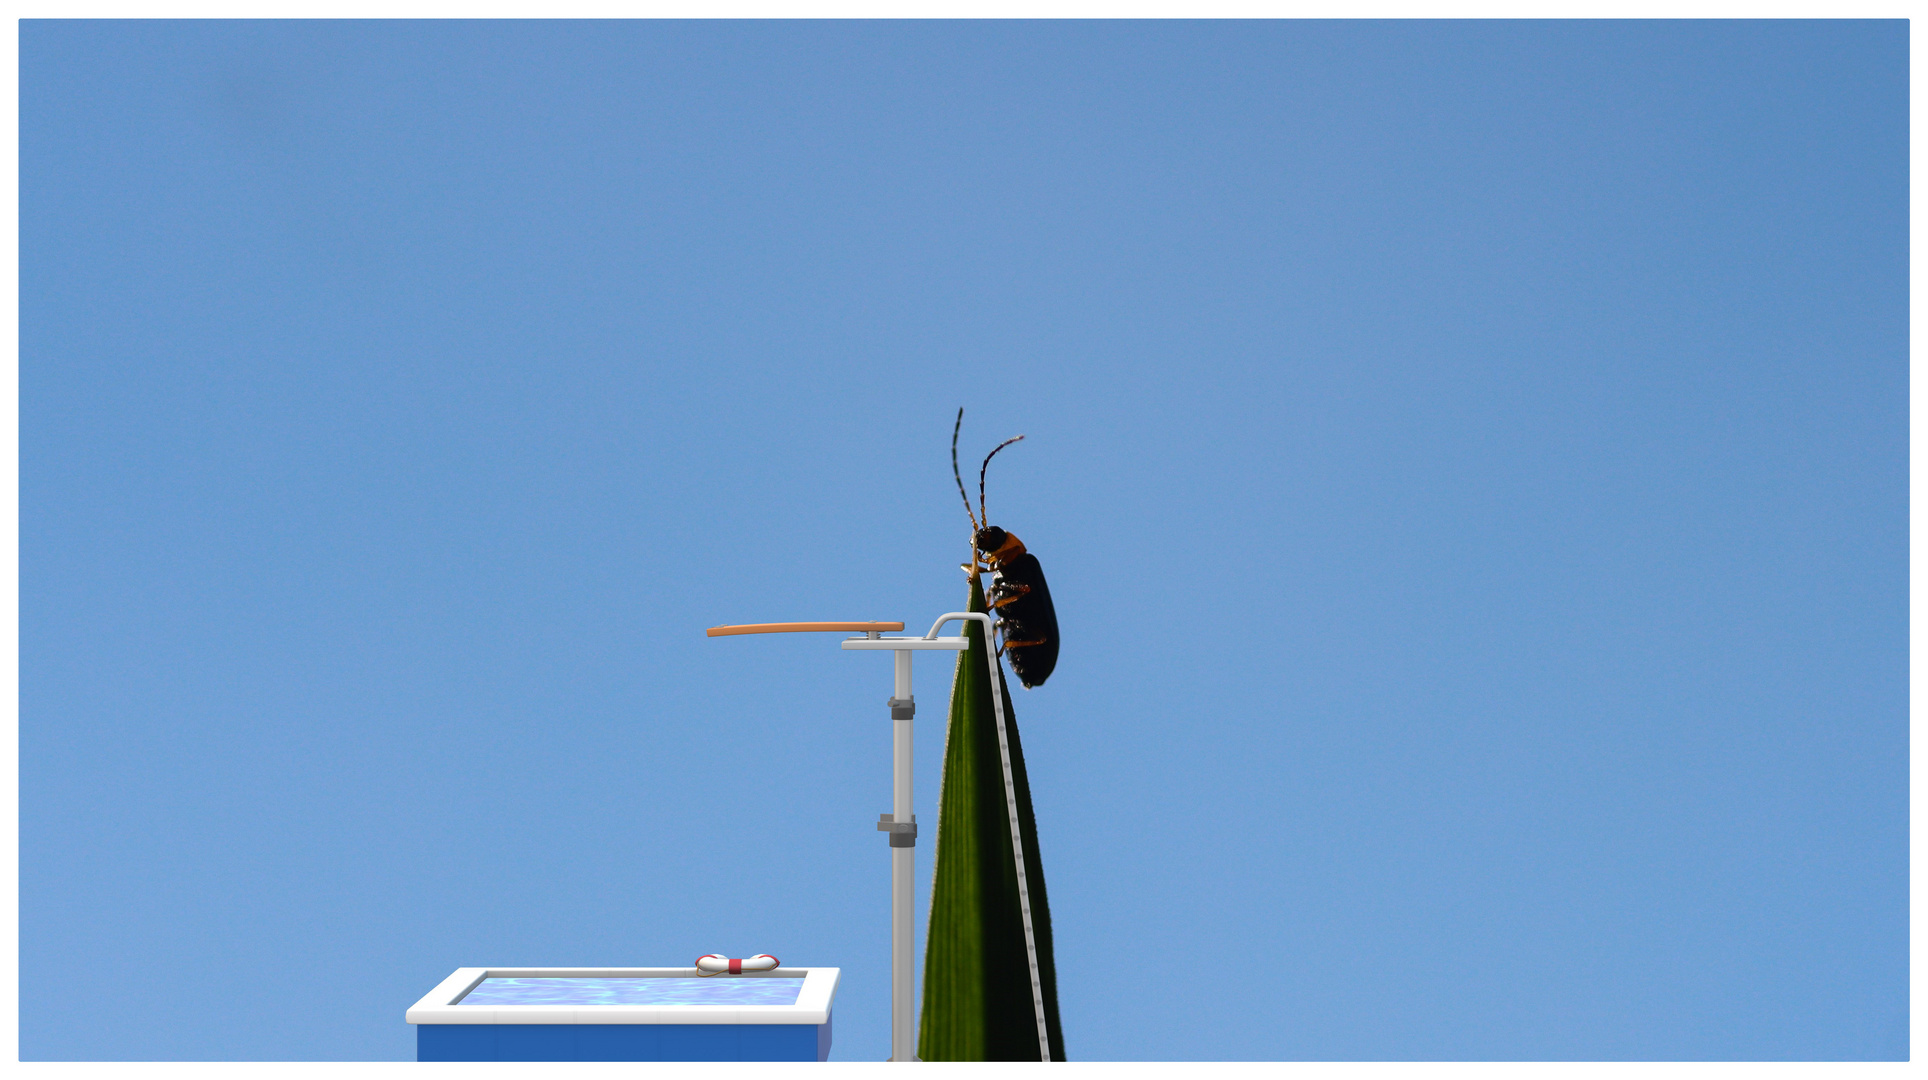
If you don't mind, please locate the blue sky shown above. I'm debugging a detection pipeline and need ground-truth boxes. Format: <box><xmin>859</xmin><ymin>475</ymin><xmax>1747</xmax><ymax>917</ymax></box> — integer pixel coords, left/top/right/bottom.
<box><xmin>21</xmin><ymin>20</ymin><xmax>1906</xmax><ymax>1061</ymax></box>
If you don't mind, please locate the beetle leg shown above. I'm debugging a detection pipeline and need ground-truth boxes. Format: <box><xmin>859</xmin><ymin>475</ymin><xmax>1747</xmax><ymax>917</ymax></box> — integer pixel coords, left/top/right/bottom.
<box><xmin>987</xmin><ymin>582</ymin><xmax>1031</xmax><ymax>609</ymax></box>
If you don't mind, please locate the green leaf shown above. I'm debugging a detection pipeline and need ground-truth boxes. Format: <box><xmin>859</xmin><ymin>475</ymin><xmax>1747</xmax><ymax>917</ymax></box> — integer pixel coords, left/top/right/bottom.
<box><xmin>919</xmin><ymin>575</ymin><xmax>1065</xmax><ymax>1061</ymax></box>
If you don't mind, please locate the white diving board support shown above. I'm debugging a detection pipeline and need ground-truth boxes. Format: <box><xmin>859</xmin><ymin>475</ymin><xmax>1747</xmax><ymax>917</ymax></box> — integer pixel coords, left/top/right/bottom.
<box><xmin>707</xmin><ymin>619</ymin><xmax>971</xmax><ymax>1063</ymax></box>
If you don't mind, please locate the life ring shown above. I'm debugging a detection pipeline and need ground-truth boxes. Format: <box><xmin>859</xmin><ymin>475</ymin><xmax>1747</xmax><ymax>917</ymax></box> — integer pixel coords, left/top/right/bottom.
<box><xmin>695</xmin><ymin>953</ymin><xmax>780</xmax><ymax>976</ymax></box>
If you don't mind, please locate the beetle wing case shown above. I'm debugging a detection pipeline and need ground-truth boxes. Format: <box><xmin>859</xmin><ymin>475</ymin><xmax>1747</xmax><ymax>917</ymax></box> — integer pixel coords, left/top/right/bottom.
<box><xmin>992</xmin><ymin>552</ymin><xmax>1059</xmax><ymax>688</ymax></box>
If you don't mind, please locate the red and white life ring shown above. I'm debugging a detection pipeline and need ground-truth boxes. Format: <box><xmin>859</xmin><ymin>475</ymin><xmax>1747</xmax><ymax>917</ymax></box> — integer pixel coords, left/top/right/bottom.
<box><xmin>695</xmin><ymin>954</ymin><xmax>780</xmax><ymax>976</ymax></box>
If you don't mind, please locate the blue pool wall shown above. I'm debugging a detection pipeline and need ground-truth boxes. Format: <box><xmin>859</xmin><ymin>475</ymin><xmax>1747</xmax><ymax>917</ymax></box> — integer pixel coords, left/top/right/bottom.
<box><xmin>416</xmin><ymin>1017</ymin><xmax>831</xmax><ymax>1062</ymax></box>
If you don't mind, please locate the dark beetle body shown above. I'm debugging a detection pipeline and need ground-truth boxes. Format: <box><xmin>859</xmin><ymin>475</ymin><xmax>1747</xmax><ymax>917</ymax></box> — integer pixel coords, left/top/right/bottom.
<box><xmin>974</xmin><ymin>525</ymin><xmax>1060</xmax><ymax>689</ymax></box>
<box><xmin>953</xmin><ymin>408</ymin><xmax>1061</xmax><ymax>689</ymax></box>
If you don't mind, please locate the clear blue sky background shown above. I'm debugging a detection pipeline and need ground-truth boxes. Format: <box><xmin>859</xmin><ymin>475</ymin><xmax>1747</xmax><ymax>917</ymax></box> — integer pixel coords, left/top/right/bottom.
<box><xmin>21</xmin><ymin>20</ymin><xmax>1906</xmax><ymax>1062</ymax></box>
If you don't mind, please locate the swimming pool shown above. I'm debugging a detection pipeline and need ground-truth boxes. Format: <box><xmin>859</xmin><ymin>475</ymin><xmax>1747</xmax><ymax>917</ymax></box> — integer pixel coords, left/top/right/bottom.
<box><xmin>407</xmin><ymin>967</ymin><xmax>838</xmax><ymax>1062</ymax></box>
<box><xmin>458</xmin><ymin>976</ymin><xmax>805</xmax><ymax>1007</ymax></box>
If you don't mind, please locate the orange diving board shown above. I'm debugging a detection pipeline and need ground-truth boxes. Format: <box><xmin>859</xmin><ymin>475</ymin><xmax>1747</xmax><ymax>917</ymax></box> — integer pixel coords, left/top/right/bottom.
<box><xmin>706</xmin><ymin>621</ymin><xmax>905</xmax><ymax>637</ymax></box>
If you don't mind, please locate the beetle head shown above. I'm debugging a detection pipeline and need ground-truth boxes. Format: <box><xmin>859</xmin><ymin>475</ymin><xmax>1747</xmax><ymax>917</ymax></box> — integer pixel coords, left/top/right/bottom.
<box><xmin>974</xmin><ymin>526</ymin><xmax>1025</xmax><ymax>564</ymax></box>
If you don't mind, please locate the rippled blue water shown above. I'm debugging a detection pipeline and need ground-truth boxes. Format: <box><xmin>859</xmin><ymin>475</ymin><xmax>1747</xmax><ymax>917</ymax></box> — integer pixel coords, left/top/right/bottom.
<box><xmin>458</xmin><ymin>977</ymin><xmax>804</xmax><ymax>1007</ymax></box>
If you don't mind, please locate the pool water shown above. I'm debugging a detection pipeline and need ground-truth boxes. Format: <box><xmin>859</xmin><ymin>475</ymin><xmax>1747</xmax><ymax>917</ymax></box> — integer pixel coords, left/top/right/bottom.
<box><xmin>457</xmin><ymin>977</ymin><xmax>805</xmax><ymax>1007</ymax></box>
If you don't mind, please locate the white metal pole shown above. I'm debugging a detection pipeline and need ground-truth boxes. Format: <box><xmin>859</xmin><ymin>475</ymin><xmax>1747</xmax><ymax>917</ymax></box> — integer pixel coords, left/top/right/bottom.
<box><xmin>843</xmin><ymin>630</ymin><xmax>967</xmax><ymax>1063</ymax></box>
<box><xmin>890</xmin><ymin>648</ymin><xmax>915</xmax><ymax>1062</ymax></box>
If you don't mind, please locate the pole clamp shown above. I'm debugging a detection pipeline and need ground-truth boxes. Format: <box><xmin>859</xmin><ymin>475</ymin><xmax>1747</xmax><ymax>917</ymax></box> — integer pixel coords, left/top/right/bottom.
<box><xmin>878</xmin><ymin>813</ymin><xmax>917</xmax><ymax>847</ymax></box>
<box><xmin>888</xmin><ymin>696</ymin><xmax>914</xmax><ymax>720</ymax></box>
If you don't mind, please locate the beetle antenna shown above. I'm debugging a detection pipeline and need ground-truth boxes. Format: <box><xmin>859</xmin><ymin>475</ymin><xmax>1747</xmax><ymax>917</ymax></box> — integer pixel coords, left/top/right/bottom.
<box><xmin>952</xmin><ymin>408</ymin><xmax>980</xmax><ymax>533</ymax></box>
<box><xmin>979</xmin><ymin>434</ymin><xmax>1025</xmax><ymax>525</ymax></box>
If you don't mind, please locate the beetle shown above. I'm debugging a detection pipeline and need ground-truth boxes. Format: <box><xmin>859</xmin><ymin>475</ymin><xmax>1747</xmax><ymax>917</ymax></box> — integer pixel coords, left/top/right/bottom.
<box><xmin>952</xmin><ymin>408</ymin><xmax>1060</xmax><ymax>689</ymax></box>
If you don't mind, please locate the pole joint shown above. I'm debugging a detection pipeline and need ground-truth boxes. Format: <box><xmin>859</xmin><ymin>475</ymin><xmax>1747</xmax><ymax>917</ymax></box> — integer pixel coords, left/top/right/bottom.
<box><xmin>878</xmin><ymin>813</ymin><xmax>917</xmax><ymax>846</ymax></box>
